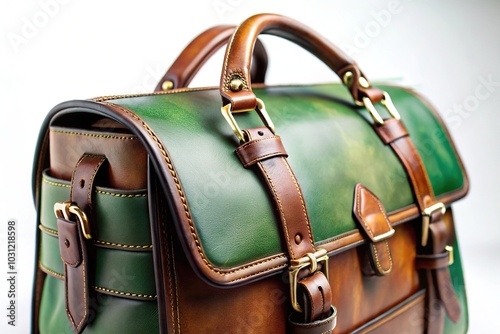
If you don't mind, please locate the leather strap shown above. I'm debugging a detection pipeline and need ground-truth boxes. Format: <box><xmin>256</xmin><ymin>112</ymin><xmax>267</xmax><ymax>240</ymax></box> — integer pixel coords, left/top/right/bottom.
<box><xmin>373</xmin><ymin>118</ymin><xmax>461</xmax><ymax>327</ymax></box>
<box><xmin>237</xmin><ymin>127</ymin><xmax>334</xmax><ymax>329</ymax></box>
<box><xmin>59</xmin><ymin>154</ymin><xmax>107</xmax><ymax>333</ymax></box>
<box><xmin>353</xmin><ymin>184</ymin><xmax>394</xmax><ymax>276</ymax></box>
<box><xmin>220</xmin><ymin>13</ymin><xmax>383</xmax><ymax>111</ymax></box>
<box><xmin>289</xmin><ymin>306</ymin><xmax>337</xmax><ymax>334</ymax></box>
<box><xmin>154</xmin><ymin>25</ymin><xmax>268</xmax><ymax>91</ymax></box>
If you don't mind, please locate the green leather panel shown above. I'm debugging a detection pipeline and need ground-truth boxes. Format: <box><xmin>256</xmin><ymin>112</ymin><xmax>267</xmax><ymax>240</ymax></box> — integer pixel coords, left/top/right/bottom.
<box><xmin>41</xmin><ymin>171</ymin><xmax>151</xmax><ymax>247</ymax></box>
<box><xmin>39</xmin><ymin>232</ymin><xmax>156</xmax><ymax>297</ymax></box>
<box><xmin>111</xmin><ymin>84</ymin><xmax>465</xmax><ymax>268</ymax></box>
<box><xmin>39</xmin><ymin>275</ymin><xmax>158</xmax><ymax>334</ymax></box>
<box><xmin>445</xmin><ymin>237</ymin><xmax>468</xmax><ymax>333</ymax></box>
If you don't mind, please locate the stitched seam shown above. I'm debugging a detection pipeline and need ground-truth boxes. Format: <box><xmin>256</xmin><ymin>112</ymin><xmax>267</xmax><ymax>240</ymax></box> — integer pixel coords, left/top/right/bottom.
<box><xmin>393</xmin><ymin>140</ymin><xmax>425</xmax><ymax>209</ymax></box>
<box><xmin>222</xmin><ymin>32</ymin><xmax>237</xmax><ymax>92</ymax></box>
<box><xmin>43</xmin><ymin>177</ymin><xmax>147</xmax><ymax>198</ymax></box>
<box><xmin>282</xmin><ymin>157</ymin><xmax>314</xmax><ymax>245</ymax></box>
<box><xmin>91</xmin><ymin>86</ymin><xmax>212</xmax><ymax>102</ymax></box>
<box><xmin>356</xmin><ymin>189</ymin><xmax>374</xmax><ymax>239</ymax></box>
<box><xmin>39</xmin><ymin>225</ymin><xmax>152</xmax><ymax>249</ymax></box>
<box><xmin>50</xmin><ymin>129</ymin><xmax>136</xmax><ymax>140</ymax></box>
<box><xmin>258</xmin><ymin>161</ymin><xmax>295</xmax><ymax>258</ymax></box>
<box><xmin>39</xmin><ymin>263</ymin><xmax>157</xmax><ymax>299</ymax></box>
<box><xmin>104</xmin><ymin>102</ymin><xmax>286</xmax><ymax>279</ymax></box>
<box><xmin>75</xmin><ymin>235</ymin><xmax>87</xmax><ymax>330</ymax></box>
<box><xmin>162</xmin><ymin>214</ymin><xmax>176</xmax><ymax>334</ymax></box>
<box><xmin>94</xmin><ymin>286</ymin><xmax>157</xmax><ymax>299</ymax></box>
<box><xmin>95</xmin><ymin>190</ymin><xmax>146</xmax><ymax>198</ymax></box>
<box><xmin>371</xmin><ymin>242</ymin><xmax>392</xmax><ymax>274</ymax></box>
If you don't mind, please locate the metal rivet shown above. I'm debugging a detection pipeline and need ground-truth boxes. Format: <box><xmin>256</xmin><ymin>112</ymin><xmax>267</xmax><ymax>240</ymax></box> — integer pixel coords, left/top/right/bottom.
<box><xmin>258</xmin><ymin>130</ymin><xmax>264</xmax><ymax>136</ymax></box>
<box><xmin>343</xmin><ymin>71</ymin><xmax>353</xmax><ymax>87</ymax></box>
<box><xmin>161</xmin><ymin>80</ymin><xmax>174</xmax><ymax>91</ymax></box>
<box><xmin>294</xmin><ymin>234</ymin><xmax>302</xmax><ymax>245</ymax></box>
<box><xmin>64</xmin><ymin>239</ymin><xmax>70</xmax><ymax>248</ymax></box>
<box><xmin>229</xmin><ymin>78</ymin><xmax>244</xmax><ymax>92</ymax></box>
<box><xmin>359</xmin><ymin>77</ymin><xmax>370</xmax><ymax>88</ymax></box>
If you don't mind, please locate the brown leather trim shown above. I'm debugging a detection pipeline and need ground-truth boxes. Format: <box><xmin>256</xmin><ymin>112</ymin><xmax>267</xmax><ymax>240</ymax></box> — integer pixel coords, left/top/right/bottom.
<box><xmin>235</xmin><ymin>133</ymin><xmax>288</xmax><ymax>168</ymax></box>
<box><xmin>154</xmin><ymin>25</ymin><xmax>267</xmax><ymax>91</ymax></box>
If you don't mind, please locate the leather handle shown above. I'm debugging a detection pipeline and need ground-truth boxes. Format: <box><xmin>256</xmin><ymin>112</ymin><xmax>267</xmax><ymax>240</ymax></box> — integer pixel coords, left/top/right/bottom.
<box><xmin>154</xmin><ymin>25</ymin><xmax>268</xmax><ymax>91</ymax></box>
<box><xmin>220</xmin><ymin>13</ymin><xmax>383</xmax><ymax>111</ymax></box>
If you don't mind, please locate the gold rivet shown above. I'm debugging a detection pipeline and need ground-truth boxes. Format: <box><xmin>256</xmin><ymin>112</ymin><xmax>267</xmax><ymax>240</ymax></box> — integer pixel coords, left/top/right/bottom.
<box><xmin>294</xmin><ymin>234</ymin><xmax>302</xmax><ymax>245</ymax></box>
<box><xmin>229</xmin><ymin>78</ymin><xmax>244</xmax><ymax>92</ymax></box>
<box><xmin>161</xmin><ymin>80</ymin><xmax>174</xmax><ymax>91</ymax></box>
<box><xmin>343</xmin><ymin>71</ymin><xmax>353</xmax><ymax>87</ymax></box>
<box><xmin>359</xmin><ymin>77</ymin><xmax>370</xmax><ymax>88</ymax></box>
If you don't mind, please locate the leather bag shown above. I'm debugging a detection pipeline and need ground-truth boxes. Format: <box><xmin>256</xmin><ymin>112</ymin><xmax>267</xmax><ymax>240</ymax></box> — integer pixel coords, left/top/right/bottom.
<box><xmin>32</xmin><ymin>14</ymin><xmax>469</xmax><ymax>333</ymax></box>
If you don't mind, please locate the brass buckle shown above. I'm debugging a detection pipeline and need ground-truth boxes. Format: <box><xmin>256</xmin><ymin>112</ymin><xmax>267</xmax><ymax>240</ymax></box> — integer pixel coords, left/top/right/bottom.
<box><xmin>445</xmin><ymin>245</ymin><xmax>454</xmax><ymax>266</ymax></box>
<box><xmin>362</xmin><ymin>92</ymin><xmax>401</xmax><ymax>125</ymax></box>
<box><xmin>421</xmin><ymin>202</ymin><xmax>446</xmax><ymax>247</ymax></box>
<box><xmin>288</xmin><ymin>248</ymin><xmax>329</xmax><ymax>313</ymax></box>
<box><xmin>221</xmin><ymin>98</ymin><xmax>276</xmax><ymax>142</ymax></box>
<box><xmin>54</xmin><ymin>201</ymin><xmax>92</xmax><ymax>240</ymax></box>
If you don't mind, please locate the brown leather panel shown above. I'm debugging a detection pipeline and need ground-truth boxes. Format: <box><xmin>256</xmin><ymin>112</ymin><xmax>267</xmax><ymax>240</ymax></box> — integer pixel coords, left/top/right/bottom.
<box><xmin>245</xmin><ymin>127</ymin><xmax>316</xmax><ymax>259</ymax></box>
<box><xmin>297</xmin><ymin>272</ymin><xmax>332</xmax><ymax>322</ymax></box>
<box><xmin>154</xmin><ymin>25</ymin><xmax>268</xmax><ymax>91</ymax></box>
<box><xmin>57</xmin><ymin>219</ymin><xmax>82</xmax><ymax>267</ymax></box>
<box><xmin>220</xmin><ymin>14</ymin><xmax>384</xmax><ymax>110</ymax></box>
<box><xmin>351</xmin><ymin>290</ymin><xmax>425</xmax><ymax>334</ymax></box>
<box><xmin>236</xmin><ymin>129</ymin><xmax>288</xmax><ymax>167</ymax></box>
<box><xmin>49</xmin><ymin>127</ymin><xmax>147</xmax><ymax>189</ymax></box>
<box><xmin>373</xmin><ymin>118</ymin><xmax>409</xmax><ymax>145</ymax></box>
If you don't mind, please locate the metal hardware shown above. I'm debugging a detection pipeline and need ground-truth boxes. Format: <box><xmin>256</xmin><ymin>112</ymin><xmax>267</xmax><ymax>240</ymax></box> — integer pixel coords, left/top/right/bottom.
<box><xmin>161</xmin><ymin>80</ymin><xmax>174</xmax><ymax>91</ymax></box>
<box><xmin>229</xmin><ymin>78</ymin><xmax>244</xmax><ymax>92</ymax></box>
<box><xmin>289</xmin><ymin>248</ymin><xmax>329</xmax><ymax>313</ymax></box>
<box><xmin>421</xmin><ymin>202</ymin><xmax>446</xmax><ymax>247</ymax></box>
<box><xmin>221</xmin><ymin>98</ymin><xmax>276</xmax><ymax>142</ymax></box>
<box><xmin>372</xmin><ymin>228</ymin><xmax>395</xmax><ymax>243</ymax></box>
<box><xmin>359</xmin><ymin>77</ymin><xmax>370</xmax><ymax>88</ymax></box>
<box><xmin>362</xmin><ymin>91</ymin><xmax>401</xmax><ymax>125</ymax></box>
<box><xmin>445</xmin><ymin>245</ymin><xmax>454</xmax><ymax>266</ymax></box>
<box><xmin>343</xmin><ymin>71</ymin><xmax>353</xmax><ymax>87</ymax></box>
<box><xmin>54</xmin><ymin>201</ymin><xmax>92</xmax><ymax>240</ymax></box>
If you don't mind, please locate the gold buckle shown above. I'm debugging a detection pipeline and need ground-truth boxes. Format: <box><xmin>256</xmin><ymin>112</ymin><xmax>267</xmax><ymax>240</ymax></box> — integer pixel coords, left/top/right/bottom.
<box><xmin>221</xmin><ymin>98</ymin><xmax>276</xmax><ymax>142</ymax></box>
<box><xmin>288</xmin><ymin>248</ymin><xmax>329</xmax><ymax>313</ymax></box>
<box><xmin>362</xmin><ymin>92</ymin><xmax>401</xmax><ymax>125</ymax></box>
<box><xmin>445</xmin><ymin>245</ymin><xmax>454</xmax><ymax>266</ymax></box>
<box><xmin>421</xmin><ymin>202</ymin><xmax>446</xmax><ymax>247</ymax></box>
<box><xmin>54</xmin><ymin>201</ymin><xmax>92</xmax><ymax>240</ymax></box>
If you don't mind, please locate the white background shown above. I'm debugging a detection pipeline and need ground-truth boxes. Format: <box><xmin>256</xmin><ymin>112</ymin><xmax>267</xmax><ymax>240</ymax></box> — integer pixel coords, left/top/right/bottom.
<box><xmin>1</xmin><ymin>0</ymin><xmax>499</xmax><ymax>333</ymax></box>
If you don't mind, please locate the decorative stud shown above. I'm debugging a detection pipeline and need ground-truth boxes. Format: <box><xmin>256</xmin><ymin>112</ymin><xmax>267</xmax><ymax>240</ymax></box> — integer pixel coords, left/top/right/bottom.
<box><xmin>161</xmin><ymin>80</ymin><xmax>174</xmax><ymax>91</ymax></box>
<box><xmin>229</xmin><ymin>78</ymin><xmax>244</xmax><ymax>92</ymax></box>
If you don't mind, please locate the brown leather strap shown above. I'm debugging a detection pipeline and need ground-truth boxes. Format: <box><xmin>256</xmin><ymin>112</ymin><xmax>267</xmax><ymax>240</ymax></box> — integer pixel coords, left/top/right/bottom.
<box><xmin>289</xmin><ymin>306</ymin><xmax>337</xmax><ymax>334</ymax></box>
<box><xmin>242</xmin><ymin>127</ymin><xmax>315</xmax><ymax>258</ymax></box>
<box><xmin>59</xmin><ymin>154</ymin><xmax>107</xmax><ymax>333</ymax></box>
<box><xmin>373</xmin><ymin>118</ymin><xmax>461</xmax><ymax>327</ymax></box>
<box><xmin>237</xmin><ymin>127</ymin><xmax>334</xmax><ymax>326</ymax></box>
<box><xmin>155</xmin><ymin>25</ymin><xmax>268</xmax><ymax>91</ymax></box>
<box><xmin>297</xmin><ymin>272</ymin><xmax>332</xmax><ymax>322</ymax></box>
<box><xmin>353</xmin><ymin>184</ymin><xmax>394</xmax><ymax>276</ymax></box>
<box><xmin>220</xmin><ymin>13</ymin><xmax>383</xmax><ymax>111</ymax></box>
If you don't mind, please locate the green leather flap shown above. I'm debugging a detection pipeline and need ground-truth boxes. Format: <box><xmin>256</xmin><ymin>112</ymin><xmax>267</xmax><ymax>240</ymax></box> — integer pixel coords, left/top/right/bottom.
<box><xmin>35</xmin><ymin>83</ymin><xmax>467</xmax><ymax>286</ymax></box>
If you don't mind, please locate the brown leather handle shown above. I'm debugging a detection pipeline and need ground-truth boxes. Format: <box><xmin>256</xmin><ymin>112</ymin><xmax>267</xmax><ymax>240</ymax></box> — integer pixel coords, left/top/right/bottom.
<box><xmin>154</xmin><ymin>25</ymin><xmax>268</xmax><ymax>91</ymax></box>
<box><xmin>220</xmin><ymin>13</ymin><xmax>384</xmax><ymax>111</ymax></box>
